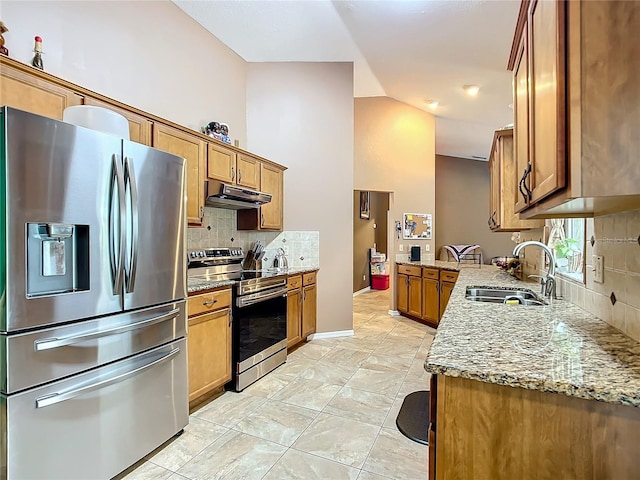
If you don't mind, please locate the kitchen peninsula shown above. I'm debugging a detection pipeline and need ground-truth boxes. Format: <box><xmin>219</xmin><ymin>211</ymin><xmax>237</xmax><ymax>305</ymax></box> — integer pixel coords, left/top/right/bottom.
<box><xmin>424</xmin><ymin>265</ymin><xmax>640</xmax><ymax>480</ymax></box>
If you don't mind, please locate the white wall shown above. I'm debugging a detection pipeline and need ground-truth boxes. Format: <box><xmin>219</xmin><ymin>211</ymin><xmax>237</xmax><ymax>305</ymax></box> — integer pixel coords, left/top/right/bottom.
<box><xmin>2</xmin><ymin>0</ymin><xmax>248</xmax><ymax>144</ymax></box>
<box><xmin>246</xmin><ymin>62</ymin><xmax>355</xmax><ymax>334</ymax></box>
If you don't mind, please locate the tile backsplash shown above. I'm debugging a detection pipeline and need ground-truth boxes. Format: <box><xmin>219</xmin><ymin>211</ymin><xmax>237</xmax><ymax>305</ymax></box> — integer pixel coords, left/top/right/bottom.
<box><xmin>187</xmin><ymin>207</ymin><xmax>319</xmax><ymax>270</ymax></box>
<box><xmin>519</xmin><ymin>208</ymin><xmax>640</xmax><ymax>342</ymax></box>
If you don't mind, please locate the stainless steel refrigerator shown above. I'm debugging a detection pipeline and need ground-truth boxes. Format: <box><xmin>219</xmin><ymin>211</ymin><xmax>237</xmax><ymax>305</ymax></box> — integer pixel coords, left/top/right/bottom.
<box><xmin>0</xmin><ymin>107</ymin><xmax>188</xmax><ymax>479</ymax></box>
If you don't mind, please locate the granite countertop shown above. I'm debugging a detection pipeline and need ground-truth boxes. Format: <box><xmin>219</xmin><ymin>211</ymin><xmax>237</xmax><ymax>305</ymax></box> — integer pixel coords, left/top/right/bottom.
<box><xmin>187</xmin><ymin>266</ymin><xmax>319</xmax><ymax>294</ymax></box>
<box><xmin>424</xmin><ymin>265</ymin><xmax>640</xmax><ymax>407</ymax></box>
<box><xmin>396</xmin><ymin>259</ymin><xmax>461</xmax><ymax>272</ymax></box>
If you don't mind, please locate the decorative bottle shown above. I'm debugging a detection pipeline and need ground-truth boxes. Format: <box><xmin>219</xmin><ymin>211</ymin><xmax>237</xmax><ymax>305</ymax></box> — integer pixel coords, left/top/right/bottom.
<box><xmin>32</xmin><ymin>36</ymin><xmax>43</xmax><ymax>70</ymax></box>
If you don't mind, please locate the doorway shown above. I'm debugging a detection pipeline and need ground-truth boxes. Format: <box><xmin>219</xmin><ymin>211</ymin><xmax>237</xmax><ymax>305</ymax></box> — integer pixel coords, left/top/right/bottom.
<box><xmin>353</xmin><ymin>190</ymin><xmax>390</xmax><ymax>293</ymax></box>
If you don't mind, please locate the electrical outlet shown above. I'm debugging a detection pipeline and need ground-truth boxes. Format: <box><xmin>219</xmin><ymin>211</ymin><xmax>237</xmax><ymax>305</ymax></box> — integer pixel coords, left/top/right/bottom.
<box><xmin>593</xmin><ymin>255</ymin><xmax>604</xmax><ymax>283</ymax></box>
<box><xmin>363</xmin><ymin>275</ymin><xmax>366</xmax><ymax>281</ymax></box>
<box><xmin>425</xmin><ymin>245</ymin><xmax>430</xmax><ymax>252</ymax></box>
<box><xmin>399</xmin><ymin>244</ymin><xmax>404</xmax><ymax>252</ymax></box>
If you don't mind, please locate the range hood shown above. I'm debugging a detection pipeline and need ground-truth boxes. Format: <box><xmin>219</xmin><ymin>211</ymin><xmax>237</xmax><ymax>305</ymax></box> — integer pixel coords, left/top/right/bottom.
<box><xmin>205</xmin><ymin>180</ymin><xmax>272</xmax><ymax>210</ymax></box>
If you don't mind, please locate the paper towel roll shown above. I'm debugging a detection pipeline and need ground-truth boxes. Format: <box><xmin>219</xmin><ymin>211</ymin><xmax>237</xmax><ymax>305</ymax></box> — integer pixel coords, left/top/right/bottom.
<box><xmin>63</xmin><ymin>105</ymin><xmax>130</xmax><ymax>140</ymax></box>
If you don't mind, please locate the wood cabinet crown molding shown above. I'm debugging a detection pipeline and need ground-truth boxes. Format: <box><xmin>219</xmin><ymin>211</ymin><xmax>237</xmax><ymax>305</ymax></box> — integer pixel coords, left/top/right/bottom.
<box><xmin>0</xmin><ymin>55</ymin><xmax>287</xmax><ymax>172</ymax></box>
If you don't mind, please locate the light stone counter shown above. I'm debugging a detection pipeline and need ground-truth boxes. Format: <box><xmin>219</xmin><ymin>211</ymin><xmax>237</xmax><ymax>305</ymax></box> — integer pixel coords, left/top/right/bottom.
<box><xmin>423</xmin><ymin>265</ymin><xmax>640</xmax><ymax>407</ymax></box>
<box><xmin>396</xmin><ymin>259</ymin><xmax>461</xmax><ymax>272</ymax></box>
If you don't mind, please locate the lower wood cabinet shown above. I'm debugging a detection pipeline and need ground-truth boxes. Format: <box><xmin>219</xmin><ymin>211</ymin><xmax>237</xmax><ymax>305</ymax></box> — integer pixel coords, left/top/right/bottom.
<box><xmin>397</xmin><ymin>265</ymin><xmax>422</xmax><ymax>318</ymax></box>
<box><xmin>287</xmin><ymin>271</ymin><xmax>318</xmax><ymax>349</ymax></box>
<box><xmin>396</xmin><ymin>265</ymin><xmax>458</xmax><ymax>327</ymax></box>
<box><xmin>187</xmin><ymin>288</ymin><xmax>232</xmax><ymax>404</ymax></box>
<box><xmin>430</xmin><ymin>374</ymin><xmax>640</xmax><ymax>480</ymax></box>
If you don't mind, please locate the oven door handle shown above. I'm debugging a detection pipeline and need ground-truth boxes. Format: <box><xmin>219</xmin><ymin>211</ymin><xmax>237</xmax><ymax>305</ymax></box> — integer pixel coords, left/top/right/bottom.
<box><xmin>237</xmin><ymin>287</ymin><xmax>288</xmax><ymax>308</ymax></box>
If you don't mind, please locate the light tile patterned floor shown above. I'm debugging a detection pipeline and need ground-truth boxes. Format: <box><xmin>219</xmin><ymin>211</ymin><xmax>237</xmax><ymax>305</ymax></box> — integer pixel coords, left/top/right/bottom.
<box><xmin>122</xmin><ymin>289</ymin><xmax>432</xmax><ymax>480</ymax></box>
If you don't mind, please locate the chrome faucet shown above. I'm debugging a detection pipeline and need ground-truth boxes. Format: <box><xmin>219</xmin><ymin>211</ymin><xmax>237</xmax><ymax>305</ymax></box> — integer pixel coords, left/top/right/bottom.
<box><xmin>512</xmin><ymin>241</ymin><xmax>557</xmax><ymax>300</ymax></box>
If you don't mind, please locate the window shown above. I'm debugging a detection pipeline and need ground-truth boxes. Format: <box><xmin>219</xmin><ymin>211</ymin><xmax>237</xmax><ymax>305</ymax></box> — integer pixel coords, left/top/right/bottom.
<box><xmin>548</xmin><ymin>218</ymin><xmax>585</xmax><ymax>282</ymax></box>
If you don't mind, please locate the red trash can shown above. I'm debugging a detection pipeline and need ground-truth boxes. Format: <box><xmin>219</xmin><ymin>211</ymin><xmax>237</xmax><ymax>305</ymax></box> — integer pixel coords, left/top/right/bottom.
<box><xmin>371</xmin><ymin>274</ymin><xmax>389</xmax><ymax>290</ymax></box>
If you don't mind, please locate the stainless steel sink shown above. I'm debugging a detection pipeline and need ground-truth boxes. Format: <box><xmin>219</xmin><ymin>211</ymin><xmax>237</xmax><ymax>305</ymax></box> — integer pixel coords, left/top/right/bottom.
<box><xmin>465</xmin><ymin>286</ymin><xmax>546</xmax><ymax>306</ymax></box>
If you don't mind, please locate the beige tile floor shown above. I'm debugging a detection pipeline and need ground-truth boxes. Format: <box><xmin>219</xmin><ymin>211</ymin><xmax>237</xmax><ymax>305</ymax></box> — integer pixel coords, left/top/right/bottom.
<box><xmin>122</xmin><ymin>289</ymin><xmax>433</xmax><ymax>480</ymax></box>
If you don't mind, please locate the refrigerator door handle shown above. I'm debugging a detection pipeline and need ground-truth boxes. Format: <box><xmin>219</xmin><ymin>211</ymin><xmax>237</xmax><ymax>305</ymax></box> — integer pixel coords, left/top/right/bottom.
<box><xmin>124</xmin><ymin>156</ymin><xmax>139</xmax><ymax>293</ymax></box>
<box><xmin>33</xmin><ymin>308</ymin><xmax>181</xmax><ymax>351</ymax></box>
<box><xmin>34</xmin><ymin>347</ymin><xmax>181</xmax><ymax>409</ymax></box>
<box><xmin>110</xmin><ymin>153</ymin><xmax>126</xmax><ymax>295</ymax></box>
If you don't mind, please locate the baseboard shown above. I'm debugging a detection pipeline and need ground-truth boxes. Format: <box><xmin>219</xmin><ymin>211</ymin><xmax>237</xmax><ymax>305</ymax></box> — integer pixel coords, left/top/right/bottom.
<box><xmin>308</xmin><ymin>330</ymin><xmax>354</xmax><ymax>341</ymax></box>
<box><xmin>353</xmin><ymin>287</ymin><xmax>371</xmax><ymax>296</ymax></box>
<box><xmin>388</xmin><ymin>310</ymin><xmax>400</xmax><ymax>316</ymax></box>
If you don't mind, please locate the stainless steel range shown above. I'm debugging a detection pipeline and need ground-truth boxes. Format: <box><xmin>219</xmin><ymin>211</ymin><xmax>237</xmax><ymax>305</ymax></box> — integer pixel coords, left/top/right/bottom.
<box><xmin>188</xmin><ymin>247</ymin><xmax>288</xmax><ymax>391</ymax></box>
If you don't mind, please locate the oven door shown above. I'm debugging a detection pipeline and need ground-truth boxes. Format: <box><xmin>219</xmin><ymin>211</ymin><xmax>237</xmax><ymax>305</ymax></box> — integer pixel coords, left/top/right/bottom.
<box><xmin>234</xmin><ymin>286</ymin><xmax>287</xmax><ymax>373</ymax></box>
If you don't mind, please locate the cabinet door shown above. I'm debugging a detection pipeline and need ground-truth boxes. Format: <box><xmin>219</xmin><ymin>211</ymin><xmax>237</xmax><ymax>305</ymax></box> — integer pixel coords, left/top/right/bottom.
<box><xmin>513</xmin><ymin>29</ymin><xmax>531</xmax><ymax>214</ymax></box>
<box><xmin>439</xmin><ymin>282</ymin><xmax>456</xmax><ymax>321</ymax></box>
<box><xmin>207</xmin><ymin>143</ymin><xmax>236</xmax><ymax>184</ymax></box>
<box><xmin>397</xmin><ymin>273</ymin><xmax>409</xmax><ymax>313</ymax></box>
<box><xmin>422</xmin><ymin>278</ymin><xmax>439</xmax><ymax>323</ymax></box>
<box><xmin>236</xmin><ymin>154</ymin><xmax>260</xmax><ymax>189</ymax></box>
<box><xmin>0</xmin><ymin>63</ymin><xmax>82</xmax><ymax>119</ymax></box>
<box><xmin>488</xmin><ymin>151</ymin><xmax>500</xmax><ymax>230</ymax></box>
<box><xmin>408</xmin><ymin>276</ymin><xmax>422</xmax><ymax>318</ymax></box>
<box><xmin>528</xmin><ymin>0</ymin><xmax>566</xmax><ymax>204</ymax></box>
<box><xmin>84</xmin><ymin>97</ymin><xmax>152</xmax><ymax>145</ymax></box>
<box><xmin>302</xmin><ymin>283</ymin><xmax>317</xmax><ymax>339</ymax></box>
<box><xmin>153</xmin><ymin>124</ymin><xmax>206</xmax><ymax>226</ymax></box>
<box><xmin>287</xmin><ymin>288</ymin><xmax>302</xmax><ymax>349</ymax></box>
<box><xmin>259</xmin><ymin>163</ymin><xmax>283</xmax><ymax>230</ymax></box>
<box><xmin>187</xmin><ymin>308</ymin><xmax>232</xmax><ymax>402</ymax></box>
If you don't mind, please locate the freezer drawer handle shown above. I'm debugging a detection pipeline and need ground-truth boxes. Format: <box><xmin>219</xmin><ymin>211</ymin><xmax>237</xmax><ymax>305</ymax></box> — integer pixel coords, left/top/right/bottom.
<box><xmin>35</xmin><ymin>347</ymin><xmax>180</xmax><ymax>409</ymax></box>
<box><xmin>33</xmin><ymin>308</ymin><xmax>181</xmax><ymax>351</ymax></box>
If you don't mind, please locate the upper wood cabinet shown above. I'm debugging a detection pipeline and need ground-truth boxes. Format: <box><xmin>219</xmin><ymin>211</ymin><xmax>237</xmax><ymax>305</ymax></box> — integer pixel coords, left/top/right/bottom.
<box><xmin>0</xmin><ymin>56</ymin><xmax>287</xmax><ymax>229</ymax></box>
<box><xmin>207</xmin><ymin>145</ymin><xmax>259</xmax><ymax>190</ymax></box>
<box><xmin>237</xmin><ymin>162</ymin><xmax>284</xmax><ymax>231</ymax></box>
<box><xmin>508</xmin><ymin>0</ymin><xmax>640</xmax><ymax>218</ymax></box>
<box><xmin>0</xmin><ymin>61</ymin><xmax>82</xmax><ymax>119</ymax></box>
<box><xmin>84</xmin><ymin>97</ymin><xmax>152</xmax><ymax>145</ymax></box>
<box><xmin>488</xmin><ymin>128</ymin><xmax>543</xmax><ymax>232</ymax></box>
<box><xmin>153</xmin><ymin>123</ymin><xmax>206</xmax><ymax>226</ymax></box>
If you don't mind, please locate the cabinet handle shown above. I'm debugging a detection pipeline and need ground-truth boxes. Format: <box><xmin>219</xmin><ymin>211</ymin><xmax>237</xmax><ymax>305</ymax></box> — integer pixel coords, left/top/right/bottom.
<box><xmin>231</xmin><ymin>167</ymin><xmax>235</xmax><ymax>181</ymax></box>
<box><xmin>440</xmin><ymin>282</ymin><xmax>443</xmax><ymax>293</ymax></box>
<box><xmin>303</xmin><ymin>290</ymin><xmax>307</xmax><ymax>300</ymax></box>
<box><xmin>238</xmin><ymin>170</ymin><xmax>242</xmax><ymax>183</ymax></box>
<box><xmin>202</xmin><ymin>299</ymin><xmax>218</xmax><ymax>306</ymax></box>
<box><xmin>523</xmin><ymin>162</ymin><xmax>532</xmax><ymax>201</ymax></box>
<box><xmin>518</xmin><ymin>168</ymin><xmax>528</xmax><ymax>203</ymax></box>
<box><xmin>199</xmin><ymin>205</ymin><xmax>204</xmax><ymax>220</ymax></box>
<box><xmin>261</xmin><ymin>213</ymin><xmax>265</xmax><ymax>227</ymax></box>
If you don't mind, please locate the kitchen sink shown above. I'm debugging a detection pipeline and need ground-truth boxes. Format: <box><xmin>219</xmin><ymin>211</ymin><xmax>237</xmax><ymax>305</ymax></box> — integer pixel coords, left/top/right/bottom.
<box><xmin>465</xmin><ymin>286</ymin><xmax>546</xmax><ymax>306</ymax></box>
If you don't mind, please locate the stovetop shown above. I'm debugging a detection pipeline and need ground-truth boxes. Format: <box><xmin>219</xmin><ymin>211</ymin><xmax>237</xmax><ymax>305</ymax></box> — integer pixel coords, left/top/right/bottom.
<box><xmin>187</xmin><ymin>246</ymin><xmax>287</xmax><ymax>295</ymax></box>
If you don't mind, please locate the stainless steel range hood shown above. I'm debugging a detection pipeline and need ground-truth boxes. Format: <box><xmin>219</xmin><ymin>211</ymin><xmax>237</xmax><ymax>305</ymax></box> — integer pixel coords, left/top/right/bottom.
<box><xmin>205</xmin><ymin>179</ymin><xmax>272</xmax><ymax>210</ymax></box>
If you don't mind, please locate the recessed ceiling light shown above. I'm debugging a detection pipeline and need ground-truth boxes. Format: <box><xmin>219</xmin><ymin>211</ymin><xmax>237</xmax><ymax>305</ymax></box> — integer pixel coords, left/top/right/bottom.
<box><xmin>425</xmin><ymin>100</ymin><xmax>439</xmax><ymax>109</ymax></box>
<box><xmin>463</xmin><ymin>84</ymin><xmax>480</xmax><ymax>96</ymax></box>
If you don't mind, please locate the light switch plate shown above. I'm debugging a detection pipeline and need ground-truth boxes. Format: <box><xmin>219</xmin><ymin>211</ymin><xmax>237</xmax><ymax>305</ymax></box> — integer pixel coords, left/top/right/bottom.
<box><xmin>399</xmin><ymin>244</ymin><xmax>404</xmax><ymax>252</ymax></box>
<box><xmin>593</xmin><ymin>255</ymin><xmax>604</xmax><ymax>283</ymax></box>
<box><xmin>425</xmin><ymin>245</ymin><xmax>430</xmax><ymax>252</ymax></box>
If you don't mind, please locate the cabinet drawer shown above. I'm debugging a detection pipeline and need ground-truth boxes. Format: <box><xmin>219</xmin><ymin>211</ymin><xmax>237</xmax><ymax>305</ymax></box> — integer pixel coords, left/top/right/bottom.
<box><xmin>422</xmin><ymin>267</ymin><xmax>440</xmax><ymax>279</ymax></box>
<box><xmin>303</xmin><ymin>272</ymin><xmax>317</xmax><ymax>286</ymax></box>
<box><xmin>398</xmin><ymin>265</ymin><xmax>422</xmax><ymax>276</ymax></box>
<box><xmin>288</xmin><ymin>275</ymin><xmax>302</xmax><ymax>290</ymax></box>
<box><xmin>188</xmin><ymin>289</ymin><xmax>232</xmax><ymax>317</ymax></box>
<box><xmin>441</xmin><ymin>270</ymin><xmax>459</xmax><ymax>283</ymax></box>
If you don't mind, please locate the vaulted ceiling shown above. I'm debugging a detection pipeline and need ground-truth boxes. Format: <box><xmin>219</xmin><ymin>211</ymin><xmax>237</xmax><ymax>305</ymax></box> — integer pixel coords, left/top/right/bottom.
<box><xmin>174</xmin><ymin>0</ymin><xmax>520</xmax><ymax>161</ymax></box>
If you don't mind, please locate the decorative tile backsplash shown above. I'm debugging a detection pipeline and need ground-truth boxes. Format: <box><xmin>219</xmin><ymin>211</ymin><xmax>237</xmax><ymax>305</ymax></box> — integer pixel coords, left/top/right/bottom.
<box><xmin>187</xmin><ymin>207</ymin><xmax>319</xmax><ymax>269</ymax></box>
<box><xmin>520</xmin><ymin>208</ymin><xmax>640</xmax><ymax>342</ymax></box>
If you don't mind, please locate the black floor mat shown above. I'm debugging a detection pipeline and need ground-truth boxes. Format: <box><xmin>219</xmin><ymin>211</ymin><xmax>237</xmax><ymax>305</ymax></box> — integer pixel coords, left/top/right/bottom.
<box><xmin>395</xmin><ymin>390</ymin><xmax>430</xmax><ymax>445</ymax></box>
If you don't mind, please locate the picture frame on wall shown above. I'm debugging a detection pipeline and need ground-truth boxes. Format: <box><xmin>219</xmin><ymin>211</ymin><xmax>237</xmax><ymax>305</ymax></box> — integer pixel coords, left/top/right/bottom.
<box><xmin>359</xmin><ymin>191</ymin><xmax>370</xmax><ymax>220</ymax></box>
